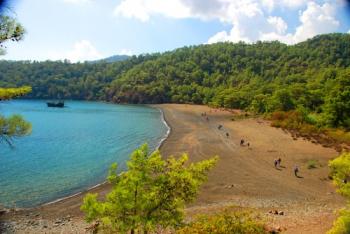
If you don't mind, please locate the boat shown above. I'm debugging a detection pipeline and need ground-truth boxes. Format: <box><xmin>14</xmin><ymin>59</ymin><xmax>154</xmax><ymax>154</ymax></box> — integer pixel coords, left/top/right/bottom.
<box><xmin>47</xmin><ymin>101</ymin><xmax>64</xmax><ymax>108</ymax></box>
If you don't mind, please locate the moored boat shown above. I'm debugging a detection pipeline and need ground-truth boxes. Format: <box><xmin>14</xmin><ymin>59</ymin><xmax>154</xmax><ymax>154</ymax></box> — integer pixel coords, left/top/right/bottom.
<box><xmin>47</xmin><ymin>101</ymin><xmax>64</xmax><ymax>108</ymax></box>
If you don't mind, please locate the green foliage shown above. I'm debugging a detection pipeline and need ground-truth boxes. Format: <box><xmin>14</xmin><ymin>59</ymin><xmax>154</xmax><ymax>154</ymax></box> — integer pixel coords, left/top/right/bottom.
<box><xmin>307</xmin><ymin>159</ymin><xmax>318</xmax><ymax>169</ymax></box>
<box><xmin>327</xmin><ymin>208</ymin><xmax>350</xmax><ymax>234</ymax></box>
<box><xmin>0</xmin><ymin>86</ymin><xmax>31</xmax><ymax>100</ymax></box>
<box><xmin>177</xmin><ymin>210</ymin><xmax>267</xmax><ymax>234</ymax></box>
<box><xmin>328</xmin><ymin>152</ymin><xmax>350</xmax><ymax>234</ymax></box>
<box><xmin>0</xmin><ymin>15</ymin><xmax>25</xmax><ymax>55</ymax></box>
<box><xmin>0</xmin><ymin>33</ymin><xmax>350</xmax><ymax>129</ymax></box>
<box><xmin>329</xmin><ymin>152</ymin><xmax>350</xmax><ymax>198</ymax></box>
<box><xmin>0</xmin><ymin>114</ymin><xmax>31</xmax><ymax>147</ymax></box>
<box><xmin>0</xmin><ymin>12</ymin><xmax>32</xmax><ymax>149</ymax></box>
<box><xmin>81</xmin><ymin>144</ymin><xmax>218</xmax><ymax>233</ymax></box>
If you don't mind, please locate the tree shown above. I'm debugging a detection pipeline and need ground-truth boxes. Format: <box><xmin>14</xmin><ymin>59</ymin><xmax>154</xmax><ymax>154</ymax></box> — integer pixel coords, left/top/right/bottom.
<box><xmin>0</xmin><ymin>114</ymin><xmax>31</xmax><ymax>147</ymax></box>
<box><xmin>323</xmin><ymin>71</ymin><xmax>350</xmax><ymax>129</ymax></box>
<box><xmin>0</xmin><ymin>12</ymin><xmax>31</xmax><ymax>147</ymax></box>
<box><xmin>0</xmin><ymin>14</ymin><xmax>25</xmax><ymax>55</ymax></box>
<box><xmin>81</xmin><ymin>144</ymin><xmax>218</xmax><ymax>233</ymax></box>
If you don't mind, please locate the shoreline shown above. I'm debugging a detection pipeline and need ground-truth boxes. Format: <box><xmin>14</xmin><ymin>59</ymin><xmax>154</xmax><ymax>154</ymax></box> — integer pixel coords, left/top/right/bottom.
<box><xmin>155</xmin><ymin>106</ymin><xmax>172</xmax><ymax>150</ymax></box>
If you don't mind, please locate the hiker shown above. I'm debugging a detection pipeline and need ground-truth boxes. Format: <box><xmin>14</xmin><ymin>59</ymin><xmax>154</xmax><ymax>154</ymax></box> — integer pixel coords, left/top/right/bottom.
<box><xmin>277</xmin><ymin>158</ymin><xmax>281</xmax><ymax>166</ymax></box>
<box><xmin>294</xmin><ymin>165</ymin><xmax>299</xmax><ymax>177</ymax></box>
<box><xmin>274</xmin><ymin>159</ymin><xmax>278</xmax><ymax>168</ymax></box>
<box><xmin>226</xmin><ymin>132</ymin><xmax>229</xmax><ymax>138</ymax></box>
<box><xmin>240</xmin><ymin>139</ymin><xmax>244</xmax><ymax>146</ymax></box>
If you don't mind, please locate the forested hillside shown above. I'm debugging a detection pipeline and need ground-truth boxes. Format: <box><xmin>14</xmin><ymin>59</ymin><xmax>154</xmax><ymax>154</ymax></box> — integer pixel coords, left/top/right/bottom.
<box><xmin>0</xmin><ymin>54</ymin><xmax>159</xmax><ymax>100</ymax></box>
<box><xmin>0</xmin><ymin>33</ymin><xmax>349</xmax><ymax>128</ymax></box>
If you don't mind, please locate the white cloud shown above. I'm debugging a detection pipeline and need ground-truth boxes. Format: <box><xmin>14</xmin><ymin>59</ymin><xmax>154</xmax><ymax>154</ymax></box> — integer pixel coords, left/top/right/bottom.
<box><xmin>114</xmin><ymin>0</ymin><xmax>190</xmax><ymax>22</ymax></box>
<box><xmin>208</xmin><ymin>1</ymin><xmax>339</xmax><ymax>44</ymax></box>
<box><xmin>348</xmin><ymin>29</ymin><xmax>350</xmax><ymax>34</ymax></box>
<box><xmin>262</xmin><ymin>0</ymin><xmax>308</xmax><ymax>11</ymax></box>
<box><xmin>48</xmin><ymin>40</ymin><xmax>103</xmax><ymax>62</ymax></box>
<box><xmin>292</xmin><ymin>2</ymin><xmax>340</xmax><ymax>42</ymax></box>
<box><xmin>113</xmin><ymin>0</ymin><xmax>309</xmax><ymax>22</ymax></box>
<box><xmin>114</xmin><ymin>0</ymin><xmax>341</xmax><ymax>44</ymax></box>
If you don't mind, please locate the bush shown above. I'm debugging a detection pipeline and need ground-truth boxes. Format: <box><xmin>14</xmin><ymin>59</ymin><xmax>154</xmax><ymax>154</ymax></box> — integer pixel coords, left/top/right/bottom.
<box><xmin>328</xmin><ymin>152</ymin><xmax>350</xmax><ymax>233</ymax></box>
<box><xmin>326</xmin><ymin>129</ymin><xmax>350</xmax><ymax>145</ymax></box>
<box><xmin>329</xmin><ymin>152</ymin><xmax>350</xmax><ymax>198</ymax></box>
<box><xmin>327</xmin><ymin>207</ymin><xmax>350</xmax><ymax>234</ymax></box>
<box><xmin>307</xmin><ymin>159</ymin><xmax>318</xmax><ymax>169</ymax></box>
<box><xmin>177</xmin><ymin>210</ymin><xmax>267</xmax><ymax>234</ymax></box>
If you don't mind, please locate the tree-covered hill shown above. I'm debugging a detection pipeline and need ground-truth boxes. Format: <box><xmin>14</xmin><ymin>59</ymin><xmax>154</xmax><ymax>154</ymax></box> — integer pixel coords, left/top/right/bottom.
<box><xmin>0</xmin><ymin>33</ymin><xmax>349</xmax><ymax>128</ymax></box>
<box><xmin>0</xmin><ymin>54</ymin><xmax>159</xmax><ymax>100</ymax></box>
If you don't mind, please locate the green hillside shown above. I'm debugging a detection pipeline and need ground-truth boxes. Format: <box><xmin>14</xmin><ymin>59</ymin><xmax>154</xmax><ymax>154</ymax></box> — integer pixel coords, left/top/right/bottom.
<box><xmin>0</xmin><ymin>33</ymin><xmax>349</xmax><ymax>128</ymax></box>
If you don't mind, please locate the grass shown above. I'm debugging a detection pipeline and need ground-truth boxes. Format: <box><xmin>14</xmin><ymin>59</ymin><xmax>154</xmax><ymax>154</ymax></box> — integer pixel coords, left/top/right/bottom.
<box><xmin>307</xmin><ymin>159</ymin><xmax>318</xmax><ymax>169</ymax></box>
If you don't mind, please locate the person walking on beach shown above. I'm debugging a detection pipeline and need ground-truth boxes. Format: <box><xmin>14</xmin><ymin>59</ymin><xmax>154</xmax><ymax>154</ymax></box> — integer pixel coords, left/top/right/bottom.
<box><xmin>294</xmin><ymin>165</ymin><xmax>299</xmax><ymax>177</ymax></box>
<box><xmin>240</xmin><ymin>139</ymin><xmax>244</xmax><ymax>146</ymax></box>
<box><xmin>277</xmin><ymin>158</ymin><xmax>281</xmax><ymax>167</ymax></box>
<box><xmin>274</xmin><ymin>159</ymin><xmax>278</xmax><ymax>168</ymax></box>
<box><xmin>226</xmin><ymin>132</ymin><xmax>229</xmax><ymax>138</ymax></box>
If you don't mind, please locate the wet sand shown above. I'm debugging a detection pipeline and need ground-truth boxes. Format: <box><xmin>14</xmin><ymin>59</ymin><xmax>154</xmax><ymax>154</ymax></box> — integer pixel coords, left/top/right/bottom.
<box><xmin>1</xmin><ymin>104</ymin><xmax>345</xmax><ymax>233</ymax></box>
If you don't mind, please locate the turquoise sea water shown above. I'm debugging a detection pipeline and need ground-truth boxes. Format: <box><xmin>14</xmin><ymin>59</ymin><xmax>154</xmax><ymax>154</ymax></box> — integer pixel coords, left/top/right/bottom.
<box><xmin>0</xmin><ymin>100</ymin><xmax>168</xmax><ymax>208</ymax></box>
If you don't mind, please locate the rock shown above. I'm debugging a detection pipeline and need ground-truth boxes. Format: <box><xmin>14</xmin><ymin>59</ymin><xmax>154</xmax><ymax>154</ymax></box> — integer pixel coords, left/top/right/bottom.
<box><xmin>278</xmin><ymin>211</ymin><xmax>284</xmax><ymax>215</ymax></box>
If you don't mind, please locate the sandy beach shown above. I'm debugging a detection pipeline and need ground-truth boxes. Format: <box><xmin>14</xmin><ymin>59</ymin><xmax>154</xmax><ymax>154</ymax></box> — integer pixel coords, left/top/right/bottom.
<box><xmin>0</xmin><ymin>104</ymin><xmax>345</xmax><ymax>233</ymax></box>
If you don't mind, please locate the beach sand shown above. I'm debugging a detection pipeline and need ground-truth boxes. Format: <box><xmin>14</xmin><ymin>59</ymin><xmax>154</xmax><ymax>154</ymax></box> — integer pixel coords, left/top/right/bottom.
<box><xmin>0</xmin><ymin>104</ymin><xmax>345</xmax><ymax>233</ymax></box>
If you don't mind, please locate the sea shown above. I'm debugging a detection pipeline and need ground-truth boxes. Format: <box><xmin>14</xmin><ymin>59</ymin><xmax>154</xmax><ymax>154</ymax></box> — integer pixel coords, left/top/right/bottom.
<box><xmin>0</xmin><ymin>100</ymin><xmax>169</xmax><ymax>208</ymax></box>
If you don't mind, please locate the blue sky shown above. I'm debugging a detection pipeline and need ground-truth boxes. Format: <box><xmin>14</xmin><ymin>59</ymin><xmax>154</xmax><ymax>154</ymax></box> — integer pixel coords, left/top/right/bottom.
<box><xmin>2</xmin><ymin>0</ymin><xmax>350</xmax><ymax>62</ymax></box>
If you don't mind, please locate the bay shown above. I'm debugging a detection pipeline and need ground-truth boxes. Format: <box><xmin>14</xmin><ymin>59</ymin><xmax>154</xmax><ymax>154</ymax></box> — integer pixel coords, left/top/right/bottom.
<box><xmin>0</xmin><ymin>100</ymin><xmax>168</xmax><ymax>207</ymax></box>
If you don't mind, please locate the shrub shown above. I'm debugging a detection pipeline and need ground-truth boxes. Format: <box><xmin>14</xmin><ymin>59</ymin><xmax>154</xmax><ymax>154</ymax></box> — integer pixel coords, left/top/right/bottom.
<box><xmin>328</xmin><ymin>152</ymin><xmax>350</xmax><ymax>234</ymax></box>
<box><xmin>307</xmin><ymin>159</ymin><xmax>318</xmax><ymax>169</ymax></box>
<box><xmin>327</xmin><ymin>207</ymin><xmax>350</xmax><ymax>234</ymax></box>
<box><xmin>176</xmin><ymin>210</ymin><xmax>267</xmax><ymax>234</ymax></box>
<box><xmin>329</xmin><ymin>152</ymin><xmax>350</xmax><ymax>198</ymax></box>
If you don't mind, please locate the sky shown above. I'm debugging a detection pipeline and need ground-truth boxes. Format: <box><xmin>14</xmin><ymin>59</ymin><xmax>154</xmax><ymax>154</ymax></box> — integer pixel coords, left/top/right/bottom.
<box><xmin>2</xmin><ymin>0</ymin><xmax>350</xmax><ymax>62</ymax></box>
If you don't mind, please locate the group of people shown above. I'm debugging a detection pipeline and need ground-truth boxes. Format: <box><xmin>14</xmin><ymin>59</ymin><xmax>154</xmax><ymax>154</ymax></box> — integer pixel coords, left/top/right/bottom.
<box><xmin>216</xmin><ymin>124</ymin><xmax>230</xmax><ymax>138</ymax></box>
<box><xmin>201</xmin><ymin>112</ymin><xmax>209</xmax><ymax>121</ymax></box>
<box><xmin>274</xmin><ymin>157</ymin><xmax>300</xmax><ymax>177</ymax></box>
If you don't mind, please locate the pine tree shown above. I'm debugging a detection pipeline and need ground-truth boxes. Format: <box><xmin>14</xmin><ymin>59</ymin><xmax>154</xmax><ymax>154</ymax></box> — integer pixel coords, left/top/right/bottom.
<box><xmin>81</xmin><ymin>144</ymin><xmax>218</xmax><ymax>233</ymax></box>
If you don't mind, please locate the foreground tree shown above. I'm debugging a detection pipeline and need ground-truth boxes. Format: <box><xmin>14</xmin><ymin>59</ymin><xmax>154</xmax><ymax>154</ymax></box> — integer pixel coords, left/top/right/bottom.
<box><xmin>81</xmin><ymin>144</ymin><xmax>218</xmax><ymax>233</ymax></box>
<box><xmin>0</xmin><ymin>12</ymin><xmax>31</xmax><ymax>148</ymax></box>
<box><xmin>0</xmin><ymin>14</ymin><xmax>25</xmax><ymax>55</ymax></box>
<box><xmin>0</xmin><ymin>114</ymin><xmax>31</xmax><ymax>147</ymax></box>
<box><xmin>328</xmin><ymin>152</ymin><xmax>350</xmax><ymax>234</ymax></box>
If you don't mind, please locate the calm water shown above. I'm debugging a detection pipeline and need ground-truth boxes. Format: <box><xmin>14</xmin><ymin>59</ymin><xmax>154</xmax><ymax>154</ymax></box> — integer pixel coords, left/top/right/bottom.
<box><xmin>0</xmin><ymin>100</ymin><xmax>168</xmax><ymax>208</ymax></box>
